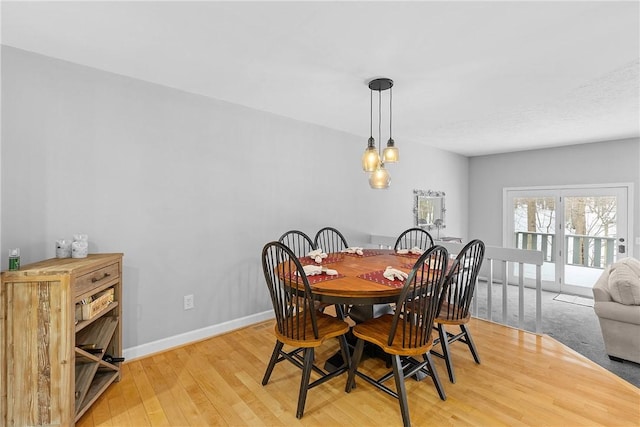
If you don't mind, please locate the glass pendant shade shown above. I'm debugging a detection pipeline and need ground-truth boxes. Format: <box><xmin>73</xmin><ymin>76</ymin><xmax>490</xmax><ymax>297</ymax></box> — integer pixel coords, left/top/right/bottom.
<box><xmin>369</xmin><ymin>164</ymin><xmax>391</xmax><ymax>189</ymax></box>
<box><xmin>382</xmin><ymin>138</ymin><xmax>399</xmax><ymax>163</ymax></box>
<box><xmin>362</xmin><ymin>137</ymin><xmax>380</xmax><ymax>172</ymax></box>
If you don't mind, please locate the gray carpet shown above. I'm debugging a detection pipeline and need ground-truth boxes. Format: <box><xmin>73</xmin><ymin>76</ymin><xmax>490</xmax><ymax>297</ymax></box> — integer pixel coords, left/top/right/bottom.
<box><xmin>473</xmin><ymin>281</ymin><xmax>640</xmax><ymax>388</ymax></box>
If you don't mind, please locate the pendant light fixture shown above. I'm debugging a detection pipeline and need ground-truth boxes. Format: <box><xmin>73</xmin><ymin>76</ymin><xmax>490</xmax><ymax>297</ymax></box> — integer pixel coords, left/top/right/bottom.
<box><xmin>361</xmin><ymin>89</ymin><xmax>380</xmax><ymax>172</ymax></box>
<box><xmin>382</xmin><ymin>84</ymin><xmax>399</xmax><ymax>163</ymax></box>
<box><xmin>362</xmin><ymin>77</ymin><xmax>398</xmax><ymax>189</ymax></box>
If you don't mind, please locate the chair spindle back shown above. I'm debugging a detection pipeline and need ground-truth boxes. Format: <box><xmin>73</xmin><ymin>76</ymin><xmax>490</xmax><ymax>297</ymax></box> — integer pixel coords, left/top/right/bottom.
<box><xmin>389</xmin><ymin>245</ymin><xmax>449</xmax><ymax>348</ymax></box>
<box><xmin>314</xmin><ymin>227</ymin><xmax>349</xmax><ymax>254</ymax></box>
<box><xmin>262</xmin><ymin>241</ymin><xmax>319</xmax><ymax>340</ymax></box>
<box><xmin>438</xmin><ymin>239</ymin><xmax>485</xmax><ymax>321</ymax></box>
<box><xmin>278</xmin><ymin>230</ymin><xmax>315</xmax><ymax>258</ymax></box>
<box><xmin>394</xmin><ymin>227</ymin><xmax>435</xmax><ymax>252</ymax></box>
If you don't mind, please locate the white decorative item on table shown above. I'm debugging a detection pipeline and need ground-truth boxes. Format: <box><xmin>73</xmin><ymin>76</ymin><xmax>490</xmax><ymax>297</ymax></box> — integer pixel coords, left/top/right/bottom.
<box><xmin>308</xmin><ymin>248</ymin><xmax>328</xmax><ymax>263</ymax></box>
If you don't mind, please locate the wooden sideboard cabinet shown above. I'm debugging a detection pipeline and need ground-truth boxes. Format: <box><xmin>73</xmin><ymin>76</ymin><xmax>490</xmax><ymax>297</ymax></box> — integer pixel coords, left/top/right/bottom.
<box><xmin>1</xmin><ymin>253</ymin><xmax>123</xmax><ymax>426</ymax></box>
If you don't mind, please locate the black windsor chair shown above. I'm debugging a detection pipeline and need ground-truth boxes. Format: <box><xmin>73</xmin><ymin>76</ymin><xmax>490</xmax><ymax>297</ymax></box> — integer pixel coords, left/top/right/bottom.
<box><xmin>261</xmin><ymin>241</ymin><xmax>351</xmax><ymax>419</ymax></box>
<box><xmin>431</xmin><ymin>239</ymin><xmax>485</xmax><ymax>383</ymax></box>
<box><xmin>345</xmin><ymin>245</ymin><xmax>449</xmax><ymax>427</ymax></box>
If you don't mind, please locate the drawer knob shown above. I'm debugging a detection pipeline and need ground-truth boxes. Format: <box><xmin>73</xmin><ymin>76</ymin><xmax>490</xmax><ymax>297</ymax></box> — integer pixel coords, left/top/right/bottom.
<box><xmin>91</xmin><ymin>272</ymin><xmax>111</xmax><ymax>283</ymax></box>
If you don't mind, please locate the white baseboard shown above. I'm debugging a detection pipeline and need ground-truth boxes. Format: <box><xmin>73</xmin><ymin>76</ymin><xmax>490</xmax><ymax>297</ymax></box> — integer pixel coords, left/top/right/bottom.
<box><xmin>123</xmin><ymin>310</ymin><xmax>274</xmax><ymax>361</ymax></box>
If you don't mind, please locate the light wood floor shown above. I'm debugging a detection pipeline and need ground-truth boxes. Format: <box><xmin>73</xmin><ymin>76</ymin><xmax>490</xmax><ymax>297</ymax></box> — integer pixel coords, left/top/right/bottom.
<box><xmin>77</xmin><ymin>318</ymin><xmax>640</xmax><ymax>427</ymax></box>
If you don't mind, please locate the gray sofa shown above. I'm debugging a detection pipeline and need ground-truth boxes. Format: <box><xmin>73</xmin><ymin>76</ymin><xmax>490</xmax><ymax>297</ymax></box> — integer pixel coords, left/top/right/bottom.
<box><xmin>592</xmin><ymin>257</ymin><xmax>640</xmax><ymax>364</ymax></box>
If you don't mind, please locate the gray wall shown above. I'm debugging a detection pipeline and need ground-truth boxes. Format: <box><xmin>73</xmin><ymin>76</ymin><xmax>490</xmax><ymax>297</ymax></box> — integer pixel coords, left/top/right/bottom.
<box><xmin>468</xmin><ymin>138</ymin><xmax>640</xmax><ymax>255</ymax></box>
<box><xmin>1</xmin><ymin>46</ymin><xmax>468</xmax><ymax>351</ymax></box>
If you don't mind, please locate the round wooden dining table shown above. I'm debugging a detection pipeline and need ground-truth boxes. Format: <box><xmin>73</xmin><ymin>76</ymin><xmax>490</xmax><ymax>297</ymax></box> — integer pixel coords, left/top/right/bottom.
<box><xmin>294</xmin><ymin>248</ymin><xmax>430</xmax><ymax>371</ymax></box>
<box><xmin>298</xmin><ymin>249</ymin><xmax>423</xmax><ymax>306</ymax></box>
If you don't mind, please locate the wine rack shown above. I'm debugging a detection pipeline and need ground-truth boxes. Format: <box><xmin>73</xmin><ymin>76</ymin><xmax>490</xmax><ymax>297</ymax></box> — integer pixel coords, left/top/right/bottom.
<box><xmin>1</xmin><ymin>253</ymin><xmax>123</xmax><ymax>426</ymax></box>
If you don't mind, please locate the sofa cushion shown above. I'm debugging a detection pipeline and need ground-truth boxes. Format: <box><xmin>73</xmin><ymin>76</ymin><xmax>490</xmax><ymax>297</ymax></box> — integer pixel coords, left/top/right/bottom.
<box><xmin>607</xmin><ymin>258</ymin><xmax>640</xmax><ymax>305</ymax></box>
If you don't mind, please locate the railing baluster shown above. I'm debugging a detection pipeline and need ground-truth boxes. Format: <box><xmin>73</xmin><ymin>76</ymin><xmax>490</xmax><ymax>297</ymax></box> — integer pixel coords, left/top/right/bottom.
<box><xmin>606</xmin><ymin>239</ymin><xmax>614</xmax><ymax>265</ymax></box>
<box><xmin>594</xmin><ymin>237</ymin><xmax>602</xmax><ymax>268</ymax></box>
<box><xmin>518</xmin><ymin>262</ymin><xmax>524</xmax><ymax>330</ymax></box>
<box><xmin>535</xmin><ymin>264</ymin><xmax>542</xmax><ymax>333</ymax></box>
<box><xmin>572</xmin><ymin>236</ymin><xmax>581</xmax><ymax>265</ymax></box>
<box><xmin>502</xmin><ymin>260</ymin><xmax>508</xmax><ymax>325</ymax></box>
<box><xmin>488</xmin><ymin>258</ymin><xmax>493</xmax><ymax>322</ymax></box>
<box><xmin>472</xmin><ymin>283</ymin><xmax>478</xmax><ymax>317</ymax></box>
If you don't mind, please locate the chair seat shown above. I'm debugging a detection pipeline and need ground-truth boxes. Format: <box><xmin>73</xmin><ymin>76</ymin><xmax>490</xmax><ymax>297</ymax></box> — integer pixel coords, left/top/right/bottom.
<box><xmin>352</xmin><ymin>314</ymin><xmax>434</xmax><ymax>357</ymax></box>
<box><xmin>274</xmin><ymin>311</ymin><xmax>349</xmax><ymax>348</ymax></box>
<box><xmin>435</xmin><ymin>301</ymin><xmax>471</xmax><ymax>325</ymax></box>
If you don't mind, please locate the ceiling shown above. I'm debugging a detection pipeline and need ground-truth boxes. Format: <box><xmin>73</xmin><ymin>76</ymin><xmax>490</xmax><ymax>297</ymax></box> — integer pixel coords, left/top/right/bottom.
<box><xmin>2</xmin><ymin>1</ymin><xmax>639</xmax><ymax>156</ymax></box>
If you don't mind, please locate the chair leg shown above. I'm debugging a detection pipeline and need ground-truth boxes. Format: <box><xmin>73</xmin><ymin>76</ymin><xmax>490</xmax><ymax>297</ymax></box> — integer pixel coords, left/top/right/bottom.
<box><xmin>423</xmin><ymin>352</ymin><xmax>446</xmax><ymax>401</ymax></box>
<box><xmin>338</xmin><ymin>334</ymin><xmax>351</xmax><ymax>371</ymax></box>
<box><xmin>461</xmin><ymin>324</ymin><xmax>481</xmax><ymax>364</ymax></box>
<box><xmin>296</xmin><ymin>347</ymin><xmax>314</xmax><ymax>419</ymax></box>
<box><xmin>391</xmin><ymin>354</ymin><xmax>411</xmax><ymax>427</ymax></box>
<box><xmin>262</xmin><ymin>340</ymin><xmax>284</xmax><ymax>385</ymax></box>
<box><xmin>345</xmin><ymin>339</ymin><xmax>365</xmax><ymax>392</ymax></box>
<box><xmin>437</xmin><ymin>324</ymin><xmax>456</xmax><ymax>383</ymax></box>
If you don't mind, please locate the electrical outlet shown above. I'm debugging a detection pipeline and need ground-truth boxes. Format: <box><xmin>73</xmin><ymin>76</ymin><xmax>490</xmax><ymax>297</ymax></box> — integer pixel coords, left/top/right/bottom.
<box><xmin>183</xmin><ymin>294</ymin><xmax>194</xmax><ymax>310</ymax></box>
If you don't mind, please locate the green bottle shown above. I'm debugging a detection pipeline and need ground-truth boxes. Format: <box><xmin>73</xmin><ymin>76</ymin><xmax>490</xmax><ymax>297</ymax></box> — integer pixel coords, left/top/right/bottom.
<box><xmin>8</xmin><ymin>248</ymin><xmax>20</xmax><ymax>271</ymax></box>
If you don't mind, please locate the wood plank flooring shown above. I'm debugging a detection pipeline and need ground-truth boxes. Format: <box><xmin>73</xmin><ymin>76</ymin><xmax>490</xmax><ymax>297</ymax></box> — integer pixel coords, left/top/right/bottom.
<box><xmin>77</xmin><ymin>318</ymin><xmax>640</xmax><ymax>426</ymax></box>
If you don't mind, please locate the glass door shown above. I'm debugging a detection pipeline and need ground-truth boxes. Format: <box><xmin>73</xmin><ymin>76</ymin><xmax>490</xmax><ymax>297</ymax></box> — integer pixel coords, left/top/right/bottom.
<box><xmin>505</xmin><ymin>185</ymin><xmax>630</xmax><ymax>297</ymax></box>
<box><xmin>561</xmin><ymin>188</ymin><xmax>628</xmax><ymax>295</ymax></box>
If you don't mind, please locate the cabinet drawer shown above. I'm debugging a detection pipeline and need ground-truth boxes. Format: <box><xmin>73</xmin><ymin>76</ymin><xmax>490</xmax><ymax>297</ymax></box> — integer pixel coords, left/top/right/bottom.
<box><xmin>75</xmin><ymin>262</ymin><xmax>120</xmax><ymax>296</ymax></box>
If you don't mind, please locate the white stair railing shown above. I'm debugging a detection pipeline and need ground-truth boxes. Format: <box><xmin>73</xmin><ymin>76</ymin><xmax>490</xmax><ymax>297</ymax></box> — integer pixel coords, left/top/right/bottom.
<box><xmin>437</xmin><ymin>242</ymin><xmax>545</xmax><ymax>334</ymax></box>
<box><xmin>370</xmin><ymin>236</ymin><xmax>545</xmax><ymax>334</ymax></box>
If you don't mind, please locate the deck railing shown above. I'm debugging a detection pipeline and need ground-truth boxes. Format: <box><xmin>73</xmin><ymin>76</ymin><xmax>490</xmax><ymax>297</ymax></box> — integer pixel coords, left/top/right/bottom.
<box><xmin>514</xmin><ymin>231</ymin><xmax>615</xmax><ymax>268</ymax></box>
<box><xmin>370</xmin><ymin>235</ymin><xmax>545</xmax><ymax>334</ymax></box>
